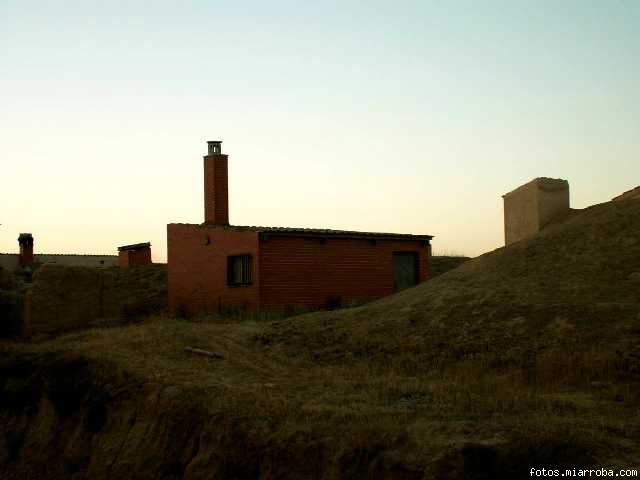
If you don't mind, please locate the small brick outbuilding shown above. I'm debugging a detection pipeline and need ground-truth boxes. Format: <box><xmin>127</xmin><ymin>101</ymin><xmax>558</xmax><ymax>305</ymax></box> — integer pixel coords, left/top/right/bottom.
<box><xmin>167</xmin><ymin>141</ymin><xmax>433</xmax><ymax>315</ymax></box>
<box><xmin>118</xmin><ymin>242</ymin><xmax>152</xmax><ymax>267</ymax></box>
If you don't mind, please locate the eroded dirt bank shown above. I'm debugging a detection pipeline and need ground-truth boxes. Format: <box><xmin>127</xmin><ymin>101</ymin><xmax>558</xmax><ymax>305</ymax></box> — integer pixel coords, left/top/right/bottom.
<box><xmin>1</xmin><ymin>353</ymin><xmax>422</xmax><ymax>479</ymax></box>
<box><xmin>0</xmin><ymin>350</ymin><xmax>611</xmax><ymax>480</ymax></box>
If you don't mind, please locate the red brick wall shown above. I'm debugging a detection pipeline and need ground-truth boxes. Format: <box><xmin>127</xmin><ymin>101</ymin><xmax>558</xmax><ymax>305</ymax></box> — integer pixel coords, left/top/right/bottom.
<box><xmin>119</xmin><ymin>248</ymin><xmax>152</xmax><ymax>268</ymax></box>
<box><xmin>19</xmin><ymin>245</ymin><xmax>33</xmax><ymax>267</ymax></box>
<box><xmin>259</xmin><ymin>236</ymin><xmax>429</xmax><ymax>309</ymax></box>
<box><xmin>204</xmin><ymin>154</ymin><xmax>229</xmax><ymax>225</ymax></box>
<box><xmin>167</xmin><ymin>224</ymin><xmax>259</xmax><ymax>316</ymax></box>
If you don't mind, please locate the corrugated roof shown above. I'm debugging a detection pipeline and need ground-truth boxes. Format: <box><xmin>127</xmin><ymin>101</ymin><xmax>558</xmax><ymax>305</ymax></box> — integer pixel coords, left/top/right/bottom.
<box><xmin>118</xmin><ymin>242</ymin><xmax>152</xmax><ymax>252</ymax></box>
<box><xmin>197</xmin><ymin>224</ymin><xmax>433</xmax><ymax>241</ymax></box>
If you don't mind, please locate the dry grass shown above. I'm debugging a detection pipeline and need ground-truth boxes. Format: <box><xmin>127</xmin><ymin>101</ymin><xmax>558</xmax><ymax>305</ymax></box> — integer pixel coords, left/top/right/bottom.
<box><xmin>4</xmin><ymin>314</ymin><xmax>638</xmax><ymax>449</ymax></box>
<box><xmin>2</xmin><ymin>313</ymin><xmax>639</xmax><ymax>476</ymax></box>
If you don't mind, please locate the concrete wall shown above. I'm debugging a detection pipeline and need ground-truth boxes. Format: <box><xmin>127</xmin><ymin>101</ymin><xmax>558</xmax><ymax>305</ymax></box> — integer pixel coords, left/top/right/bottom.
<box><xmin>503</xmin><ymin>181</ymin><xmax>540</xmax><ymax>246</ymax></box>
<box><xmin>0</xmin><ymin>253</ymin><xmax>117</xmax><ymax>270</ymax></box>
<box><xmin>503</xmin><ymin>178</ymin><xmax>569</xmax><ymax>246</ymax></box>
<box><xmin>537</xmin><ymin>179</ymin><xmax>571</xmax><ymax>228</ymax></box>
<box><xmin>35</xmin><ymin>255</ymin><xmax>118</xmax><ymax>268</ymax></box>
<box><xmin>24</xmin><ymin>264</ymin><xmax>167</xmax><ymax>336</ymax></box>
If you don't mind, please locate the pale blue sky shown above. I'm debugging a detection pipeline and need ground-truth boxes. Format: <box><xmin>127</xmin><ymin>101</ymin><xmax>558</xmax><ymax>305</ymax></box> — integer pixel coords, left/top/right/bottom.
<box><xmin>1</xmin><ymin>1</ymin><xmax>638</xmax><ymax>260</ymax></box>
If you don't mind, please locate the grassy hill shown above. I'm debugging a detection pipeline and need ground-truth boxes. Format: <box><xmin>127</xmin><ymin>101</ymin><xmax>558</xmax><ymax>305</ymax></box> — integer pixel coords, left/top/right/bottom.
<box><xmin>1</xmin><ymin>198</ymin><xmax>639</xmax><ymax>479</ymax></box>
<box><xmin>427</xmin><ymin>255</ymin><xmax>470</xmax><ymax>278</ymax></box>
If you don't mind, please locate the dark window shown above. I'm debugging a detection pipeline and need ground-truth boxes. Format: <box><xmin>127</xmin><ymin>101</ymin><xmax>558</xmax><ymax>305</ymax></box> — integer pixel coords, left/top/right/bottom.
<box><xmin>393</xmin><ymin>252</ymin><xmax>419</xmax><ymax>291</ymax></box>
<box><xmin>227</xmin><ymin>254</ymin><xmax>252</xmax><ymax>286</ymax></box>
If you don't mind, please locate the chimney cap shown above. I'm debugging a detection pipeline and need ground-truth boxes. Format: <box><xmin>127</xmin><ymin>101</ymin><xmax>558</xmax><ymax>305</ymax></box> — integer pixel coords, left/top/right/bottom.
<box><xmin>206</xmin><ymin>140</ymin><xmax>223</xmax><ymax>155</ymax></box>
<box><xmin>18</xmin><ymin>233</ymin><xmax>33</xmax><ymax>246</ymax></box>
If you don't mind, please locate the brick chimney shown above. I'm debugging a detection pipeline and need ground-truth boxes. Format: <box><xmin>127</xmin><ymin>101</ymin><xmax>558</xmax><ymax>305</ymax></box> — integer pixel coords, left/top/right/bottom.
<box><xmin>18</xmin><ymin>233</ymin><xmax>34</xmax><ymax>267</ymax></box>
<box><xmin>204</xmin><ymin>140</ymin><xmax>229</xmax><ymax>225</ymax></box>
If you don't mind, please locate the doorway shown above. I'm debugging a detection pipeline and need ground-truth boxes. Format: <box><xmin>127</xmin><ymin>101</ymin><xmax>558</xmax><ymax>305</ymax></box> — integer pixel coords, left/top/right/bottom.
<box><xmin>393</xmin><ymin>252</ymin><xmax>419</xmax><ymax>292</ymax></box>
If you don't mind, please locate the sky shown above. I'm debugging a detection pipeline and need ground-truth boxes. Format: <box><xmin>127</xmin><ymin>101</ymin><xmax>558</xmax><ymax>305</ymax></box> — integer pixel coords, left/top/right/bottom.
<box><xmin>1</xmin><ymin>0</ymin><xmax>638</xmax><ymax>261</ymax></box>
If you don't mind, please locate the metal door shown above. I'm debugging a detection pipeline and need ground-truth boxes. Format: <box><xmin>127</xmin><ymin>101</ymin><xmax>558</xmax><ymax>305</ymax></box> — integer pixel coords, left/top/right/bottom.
<box><xmin>393</xmin><ymin>252</ymin><xmax>419</xmax><ymax>291</ymax></box>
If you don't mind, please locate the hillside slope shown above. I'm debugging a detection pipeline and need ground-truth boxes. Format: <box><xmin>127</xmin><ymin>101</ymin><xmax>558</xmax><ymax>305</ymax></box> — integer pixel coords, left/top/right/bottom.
<box><xmin>426</xmin><ymin>255</ymin><xmax>470</xmax><ymax>279</ymax></box>
<box><xmin>1</xmin><ymin>198</ymin><xmax>639</xmax><ymax>479</ymax></box>
<box><xmin>261</xmin><ymin>197</ymin><xmax>640</xmax><ymax>368</ymax></box>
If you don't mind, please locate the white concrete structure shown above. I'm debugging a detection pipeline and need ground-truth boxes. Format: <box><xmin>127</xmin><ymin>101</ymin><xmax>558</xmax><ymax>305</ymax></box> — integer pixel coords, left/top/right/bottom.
<box><xmin>502</xmin><ymin>177</ymin><xmax>570</xmax><ymax>246</ymax></box>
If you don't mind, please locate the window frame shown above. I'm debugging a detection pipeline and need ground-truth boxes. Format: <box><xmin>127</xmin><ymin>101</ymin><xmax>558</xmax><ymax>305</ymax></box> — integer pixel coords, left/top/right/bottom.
<box><xmin>227</xmin><ymin>254</ymin><xmax>253</xmax><ymax>287</ymax></box>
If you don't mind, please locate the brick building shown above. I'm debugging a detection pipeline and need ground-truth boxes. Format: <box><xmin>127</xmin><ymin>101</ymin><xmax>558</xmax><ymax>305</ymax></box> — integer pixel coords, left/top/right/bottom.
<box><xmin>167</xmin><ymin>141</ymin><xmax>433</xmax><ymax>315</ymax></box>
<box><xmin>118</xmin><ymin>242</ymin><xmax>152</xmax><ymax>267</ymax></box>
<box><xmin>0</xmin><ymin>233</ymin><xmax>119</xmax><ymax>271</ymax></box>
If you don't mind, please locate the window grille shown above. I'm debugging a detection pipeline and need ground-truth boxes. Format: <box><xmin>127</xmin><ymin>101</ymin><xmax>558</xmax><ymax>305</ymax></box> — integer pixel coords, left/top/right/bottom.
<box><xmin>227</xmin><ymin>254</ymin><xmax>252</xmax><ymax>286</ymax></box>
